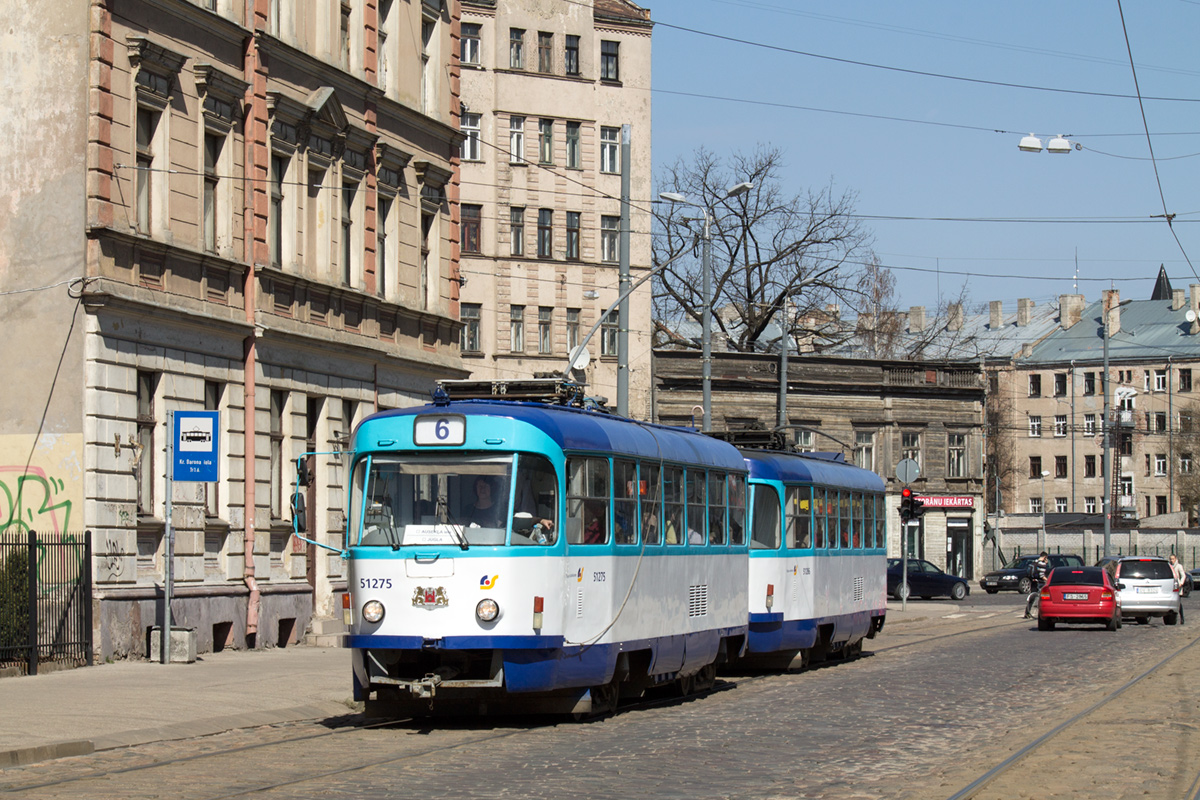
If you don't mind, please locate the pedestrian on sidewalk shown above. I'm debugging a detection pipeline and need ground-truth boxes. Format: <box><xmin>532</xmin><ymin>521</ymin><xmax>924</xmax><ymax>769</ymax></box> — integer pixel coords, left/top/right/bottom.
<box><xmin>1024</xmin><ymin>552</ymin><xmax>1050</xmax><ymax>619</ymax></box>
<box><xmin>1169</xmin><ymin>554</ymin><xmax>1187</xmax><ymax>625</ymax></box>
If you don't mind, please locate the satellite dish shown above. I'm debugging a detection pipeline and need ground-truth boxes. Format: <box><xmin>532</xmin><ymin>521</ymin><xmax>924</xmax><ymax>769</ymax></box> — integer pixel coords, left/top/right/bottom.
<box><xmin>1188</xmin><ymin>310</ymin><xmax>1197</xmax><ymax>324</ymax></box>
<box><xmin>568</xmin><ymin>346</ymin><xmax>591</xmax><ymax>371</ymax></box>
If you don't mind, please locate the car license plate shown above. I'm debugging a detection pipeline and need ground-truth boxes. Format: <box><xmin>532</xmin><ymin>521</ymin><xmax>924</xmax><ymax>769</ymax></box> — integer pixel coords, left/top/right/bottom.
<box><xmin>1063</xmin><ymin>592</ymin><xmax>1088</xmax><ymax>600</ymax></box>
<box><xmin>1136</xmin><ymin>586</ymin><xmax>1156</xmax><ymax>594</ymax></box>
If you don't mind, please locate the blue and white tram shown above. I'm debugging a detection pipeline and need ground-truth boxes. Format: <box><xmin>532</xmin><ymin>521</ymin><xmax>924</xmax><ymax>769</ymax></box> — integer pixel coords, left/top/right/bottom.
<box><xmin>338</xmin><ymin>385</ymin><xmax>750</xmax><ymax>716</ymax></box>
<box><xmin>740</xmin><ymin>450</ymin><xmax>887</xmax><ymax>668</ymax></box>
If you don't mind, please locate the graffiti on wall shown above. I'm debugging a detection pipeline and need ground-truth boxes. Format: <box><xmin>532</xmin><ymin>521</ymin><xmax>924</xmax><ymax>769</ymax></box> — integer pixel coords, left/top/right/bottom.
<box><xmin>0</xmin><ymin>435</ymin><xmax>83</xmax><ymax>534</ymax></box>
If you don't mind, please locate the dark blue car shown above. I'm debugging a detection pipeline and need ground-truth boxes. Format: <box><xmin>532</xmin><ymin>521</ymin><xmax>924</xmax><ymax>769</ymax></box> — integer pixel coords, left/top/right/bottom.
<box><xmin>887</xmin><ymin>558</ymin><xmax>970</xmax><ymax>601</ymax></box>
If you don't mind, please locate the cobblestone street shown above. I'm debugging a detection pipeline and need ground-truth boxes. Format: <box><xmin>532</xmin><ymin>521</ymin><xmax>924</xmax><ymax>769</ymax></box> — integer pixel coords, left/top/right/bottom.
<box><xmin>4</xmin><ymin>599</ymin><xmax>1197</xmax><ymax>799</ymax></box>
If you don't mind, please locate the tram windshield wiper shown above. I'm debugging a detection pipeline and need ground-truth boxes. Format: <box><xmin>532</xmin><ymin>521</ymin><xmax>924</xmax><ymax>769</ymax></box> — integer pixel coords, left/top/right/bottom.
<box><xmin>437</xmin><ymin>497</ymin><xmax>470</xmax><ymax>551</ymax></box>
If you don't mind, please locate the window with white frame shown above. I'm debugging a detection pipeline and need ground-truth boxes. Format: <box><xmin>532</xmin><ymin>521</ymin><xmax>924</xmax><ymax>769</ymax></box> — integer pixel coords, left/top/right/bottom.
<box><xmin>600</xmin><ymin>126</ymin><xmax>619</xmax><ymax>173</ymax></box>
<box><xmin>509</xmin><ymin>305</ymin><xmax>525</xmax><ymax>352</ymax></box>
<box><xmin>855</xmin><ymin>431</ymin><xmax>874</xmax><ymax>471</ymax></box>
<box><xmin>461</xmin><ymin>23</ymin><xmax>481</xmax><ymax>66</ymax></box>
<box><xmin>796</xmin><ymin>430</ymin><xmax>814</xmax><ymax>452</ymax></box>
<box><xmin>566</xmin><ymin>212</ymin><xmax>580</xmax><ymax>260</ymax></box>
<box><xmin>1054</xmin><ymin>415</ymin><xmax>1067</xmax><ymax>437</ymax></box>
<box><xmin>269</xmin><ymin>153</ymin><xmax>289</xmax><ymax>266</ymax></box>
<box><xmin>1085</xmin><ymin>496</ymin><xmax>1096</xmax><ymax>513</ymax></box>
<box><xmin>1155</xmin><ymin>369</ymin><xmax>1167</xmax><ymax>392</ymax></box>
<box><xmin>538</xmin><ymin>118</ymin><xmax>553</xmax><ymax>164</ymax></box>
<box><xmin>1029</xmin><ymin>416</ymin><xmax>1042</xmax><ymax>437</ymax></box>
<box><xmin>1083</xmin><ymin>413</ymin><xmax>1096</xmax><ymax>436</ymax></box>
<box><xmin>509</xmin><ymin>116</ymin><xmax>525</xmax><ymax>163</ymax></box>
<box><xmin>1055</xmin><ymin>497</ymin><xmax>1067</xmax><ymax>513</ymax></box>
<box><xmin>461</xmin><ymin>113</ymin><xmax>481</xmax><ymax>160</ymax></box>
<box><xmin>461</xmin><ymin>303</ymin><xmax>481</xmax><ymax>352</ymax></box>
<box><xmin>538</xmin><ymin>306</ymin><xmax>553</xmax><ymax>354</ymax></box>
<box><xmin>136</xmin><ymin>107</ymin><xmax>162</xmax><ymax>234</ymax></box>
<box><xmin>1155</xmin><ymin>453</ymin><xmax>1167</xmax><ymax>476</ymax></box>
<box><xmin>202</xmin><ymin>132</ymin><xmax>224</xmax><ymax>253</ymax></box>
<box><xmin>601</xmin><ymin>215</ymin><xmax>619</xmax><ymax>263</ymax></box>
<box><xmin>947</xmin><ymin>433</ymin><xmax>966</xmax><ymax>477</ymax></box>
<box><xmin>421</xmin><ymin>15</ymin><xmax>436</xmax><ymax>115</ymax></box>
<box><xmin>509</xmin><ymin>206</ymin><xmax>524</xmax><ymax>256</ymax></box>
<box><xmin>341</xmin><ymin>179</ymin><xmax>359</xmax><ymax>287</ymax></box>
<box><xmin>376</xmin><ymin>193</ymin><xmax>393</xmax><ymax>298</ymax></box>
<box><xmin>901</xmin><ymin>431</ymin><xmax>921</xmax><ymax>467</ymax></box>
<box><xmin>1183</xmin><ymin>453</ymin><xmax>1194</xmax><ymax>474</ymax></box>
<box><xmin>600</xmin><ymin>310</ymin><xmax>618</xmax><ymax>356</ymax></box>
<box><xmin>1029</xmin><ymin>497</ymin><xmax>1043</xmax><ymax>515</ymax></box>
<box><xmin>566</xmin><ymin>308</ymin><xmax>580</xmax><ymax>351</ymax></box>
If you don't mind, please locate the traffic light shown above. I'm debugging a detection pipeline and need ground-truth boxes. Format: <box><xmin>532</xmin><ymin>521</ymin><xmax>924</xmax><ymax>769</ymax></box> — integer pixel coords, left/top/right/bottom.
<box><xmin>910</xmin><ymin>493</ymin><xmax>926</xmax><ymax>519</ymax></box>
<box><xmin>900</xmin><ymin>487</ymin><xmax>913</xmax><ymax>521</ymax></box>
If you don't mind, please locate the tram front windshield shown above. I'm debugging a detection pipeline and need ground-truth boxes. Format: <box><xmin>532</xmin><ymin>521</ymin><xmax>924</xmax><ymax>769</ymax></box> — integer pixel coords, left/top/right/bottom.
<box><xmin>350</xmin><ymin>453</ymin><xmax>557</xmax><ymax>547</ymax></box>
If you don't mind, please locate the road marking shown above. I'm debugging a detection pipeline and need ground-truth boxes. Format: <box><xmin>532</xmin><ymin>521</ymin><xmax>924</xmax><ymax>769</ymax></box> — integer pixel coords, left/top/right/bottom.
<box><xmin>941</xmin><ymin>613</ymin><xmax>967</xmax><ymax>619</ymax></box>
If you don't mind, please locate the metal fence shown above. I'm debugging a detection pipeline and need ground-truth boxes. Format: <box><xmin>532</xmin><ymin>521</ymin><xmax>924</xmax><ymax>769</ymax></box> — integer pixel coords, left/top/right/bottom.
<box><xmin>0</xmin><ymin>530</ymin><xmax>93</xmax><ymax>675</ymax></box>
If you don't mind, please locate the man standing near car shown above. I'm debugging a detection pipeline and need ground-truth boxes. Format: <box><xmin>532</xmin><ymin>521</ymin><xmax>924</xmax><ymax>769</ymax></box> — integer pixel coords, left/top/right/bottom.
<box><xmin>1024</xmin><ymin>552</ymin><xmax>1050</xmax><ymax>619</ymax></box>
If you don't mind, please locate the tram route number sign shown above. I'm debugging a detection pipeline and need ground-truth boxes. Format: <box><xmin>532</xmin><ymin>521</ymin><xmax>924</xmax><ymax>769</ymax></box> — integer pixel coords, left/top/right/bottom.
<box><xmin>414</xmin><ymin>414</ymin><xmax>466</xmax><ymax>446</ymax></box>
<box><xmin>173</xmin><ymin>410</ymin><xmax>219</xmax><ymax>482</ymax></box>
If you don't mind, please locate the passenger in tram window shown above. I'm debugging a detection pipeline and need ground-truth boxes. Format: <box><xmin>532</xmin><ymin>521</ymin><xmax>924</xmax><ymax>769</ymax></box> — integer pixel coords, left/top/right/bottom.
<box><xmin>708</xmin><ymin>472</ymin><xmax>726</xmax><ymax>545</ymax></box>
<box><xmin>466</xmin><ymin>476</ymin><xmax>504</xmax><ymax>528</ymax></box>
<box><xmin>614</xmin><ymin>463</ymin><xmax>638</xmax><ymax>544</ymax></box>
<box><xmin>582</xmin><ymin>499</ymin><xmax>608</xmax><ymax>544</ymax></box>
<box><xmin>514</xmin><ymin>456</ymin><xmax>556</xmax><ymax>544</ymax></box>
<box><xmin>640</xmin><ymin>465</ymin><xmax>662</xmax><ymax>545</ymax></box>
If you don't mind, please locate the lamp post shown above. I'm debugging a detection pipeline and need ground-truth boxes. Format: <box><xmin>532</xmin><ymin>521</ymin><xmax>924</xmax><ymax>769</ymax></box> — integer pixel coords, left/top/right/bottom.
<box><xmin>658</xmin><ymin>181</ymin><xmax>753</xmax><ymax>432</ymax></box>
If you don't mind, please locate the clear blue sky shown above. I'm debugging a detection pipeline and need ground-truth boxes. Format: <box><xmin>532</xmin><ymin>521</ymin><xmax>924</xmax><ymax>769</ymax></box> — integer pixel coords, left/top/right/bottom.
<box><xmin>646</xmin><ymin>0</ymin><xmax>1200</xmax><ymax>313</ymax></box>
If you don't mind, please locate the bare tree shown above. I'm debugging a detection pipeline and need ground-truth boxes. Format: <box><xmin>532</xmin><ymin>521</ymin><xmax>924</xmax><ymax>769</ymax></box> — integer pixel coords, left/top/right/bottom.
<box><xmin>652</xmin><ymin>146</ymin><xmax>875</xmax><ymax>353</ymax></box>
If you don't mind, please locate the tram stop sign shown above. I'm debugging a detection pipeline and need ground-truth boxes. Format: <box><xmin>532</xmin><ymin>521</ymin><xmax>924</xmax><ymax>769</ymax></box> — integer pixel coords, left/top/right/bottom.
<box><xmin>896</xmin><ymin>457</ymin><xmax>920</xmax><ymax>485</ymax></box>
<box><xmin>174</xmin><ymin>411</ymin><xmax>220</xmax><ymax>482</ymax></box>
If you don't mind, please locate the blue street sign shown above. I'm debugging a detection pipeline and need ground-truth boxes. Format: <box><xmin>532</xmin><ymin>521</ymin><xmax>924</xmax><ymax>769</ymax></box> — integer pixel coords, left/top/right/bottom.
<box><xmin>174</xmin><ymin>411</ymin><xmax>220</xmax><ymax>482</ymax></box>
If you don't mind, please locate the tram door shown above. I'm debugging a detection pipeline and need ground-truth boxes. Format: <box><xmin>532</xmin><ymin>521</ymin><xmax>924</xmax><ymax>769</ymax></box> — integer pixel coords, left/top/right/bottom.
<box><xmin>946</xmin><ymin>518</ymin><xmax>972</xmax><ymax>579</ymax></box>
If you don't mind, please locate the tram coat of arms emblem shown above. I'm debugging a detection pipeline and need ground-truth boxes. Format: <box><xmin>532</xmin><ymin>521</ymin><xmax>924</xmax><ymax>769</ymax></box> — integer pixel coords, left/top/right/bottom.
<box><xmin>412</xmin><ymin>586</ymin><xmax>449</xmax><ymax>609</ymax></box>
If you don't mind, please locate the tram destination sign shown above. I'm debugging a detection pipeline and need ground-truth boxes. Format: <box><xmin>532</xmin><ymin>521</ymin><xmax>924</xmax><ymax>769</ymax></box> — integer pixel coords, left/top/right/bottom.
<box><xmin>173</xmin><ymin>411</ymin><xmax>220</xmax><ymax>482</ymax></box>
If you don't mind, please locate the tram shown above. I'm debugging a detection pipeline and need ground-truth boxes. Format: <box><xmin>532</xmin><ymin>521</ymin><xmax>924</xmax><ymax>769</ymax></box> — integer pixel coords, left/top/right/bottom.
<box><xmin>314</xmin><ymin>379</ymin><xmax>889</xmax><ymax>717</ymax></box>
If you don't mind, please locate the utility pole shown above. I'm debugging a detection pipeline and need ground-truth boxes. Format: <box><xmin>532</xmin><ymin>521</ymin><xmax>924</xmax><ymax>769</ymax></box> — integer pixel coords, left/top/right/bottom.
<box><xmin>616</xmin><ymin>124</ymin><xmax>631</xmax><ymax>416</ymax></box>
<box><xmin>1102</xmin><ymin>298</ymin><xmax>1112</xmax><ymax>558</ymax></box>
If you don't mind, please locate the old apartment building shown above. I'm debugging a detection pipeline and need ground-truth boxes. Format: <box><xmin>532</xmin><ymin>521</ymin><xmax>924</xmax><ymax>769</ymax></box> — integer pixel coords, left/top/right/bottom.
<box><xmin>3</xmin><ymin>0</ymin><xmax>462</xmax><ymax>659</ymax></box>
<box><xmin>456</xmin><ymin>0</ymin><xmax>654</xmax><ymax>414</ymax></box>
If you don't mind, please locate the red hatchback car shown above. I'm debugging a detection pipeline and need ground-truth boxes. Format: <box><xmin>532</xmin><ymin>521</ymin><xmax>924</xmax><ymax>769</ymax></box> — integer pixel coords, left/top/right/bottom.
<box><xmin>1038</xmin><ymin>566</ymin><xmax>1122</xmax><ymax>631</ymax></box>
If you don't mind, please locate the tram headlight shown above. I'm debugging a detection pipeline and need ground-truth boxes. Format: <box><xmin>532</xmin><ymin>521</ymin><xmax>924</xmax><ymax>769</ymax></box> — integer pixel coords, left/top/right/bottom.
<box><xmin>476</xmin><ymin>598</ymin><xmax>500</xmax><ymax>622</ymax></box>
<box><xmin>362</xmin><ymin>600</ymin><xmax>385</xmax><ymax>624</ymax></box>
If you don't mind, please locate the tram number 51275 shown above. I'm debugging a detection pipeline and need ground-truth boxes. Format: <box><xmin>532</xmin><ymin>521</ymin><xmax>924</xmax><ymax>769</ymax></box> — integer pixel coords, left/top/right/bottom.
<box><xmin>593</xmin><ymin>571</ymin><xmax>606</xmax><ymax>582</ymax></box>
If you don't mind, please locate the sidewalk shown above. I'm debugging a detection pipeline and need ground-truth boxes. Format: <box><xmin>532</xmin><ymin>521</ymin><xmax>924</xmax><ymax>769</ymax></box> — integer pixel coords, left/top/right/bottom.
<box><xmin>0</xmin><ymin>601</ymin><xmax>997</xmax><ymax>769</ymax></box>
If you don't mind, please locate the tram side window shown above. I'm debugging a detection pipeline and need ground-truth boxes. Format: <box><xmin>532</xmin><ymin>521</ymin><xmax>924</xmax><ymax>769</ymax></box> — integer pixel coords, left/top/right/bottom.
<box><xmin>786</xmin><ymin>485</ymin><xmax>811</xmax><ymax>549</ymax></box>
<box><xmin>852</xmin><ymin>493</ymin><xmax>864</xmax><ymax>549</ymax></box>
<box><xmin>814</xmin><ymin>488</ymin><xmax>827</xmax><ymax>549</ymax></box>
<box><xmin>874</xmin><ymin>495</ymin><xmax>885</xmax><ymax>548</ymax></box>
<box><xmin>685</xmin><ymin>469</ymin><xmax>706</xmax><ymax>545</ymax></box>
<box><xmin>567</xmin><ymin>456</ymin><xmax>609</xmax><ymax>545</ymax></box>
<box><xmin>512</xmin><ymin>453</ymin><xmax>558</xmax><ymax>546</ymax></box>
<box><xmin>640</xmin><ymin>463</ymin><xmax>662</xmax><ymax>545</ymax></box>
<box><xmin>614</xmin><ymin>459</ymin><xmax>638</xmax><ymax>545</ymax></box>
<box><xmin>750</xmin><ymin>485</ymin><xmax>780</xmax><ymax>549</ymax></box>
<box><xmin>663</xmin><ymin>465</ymin><xmax>684</xmax><ymax>545</ymax></box>
<box><xmin>840</xmin><ymin>491</ymin><xmax>852</xmax><ymax>548</ymax></box>
<box><xmin>708</xmin><ymin>471</ymin><xmax>726</xmax><ymax>545</ymax></box>
<box><xmin>728</xmin><ymin>474</ymin><xmax>746</xmax><ymax>546</ymax></box>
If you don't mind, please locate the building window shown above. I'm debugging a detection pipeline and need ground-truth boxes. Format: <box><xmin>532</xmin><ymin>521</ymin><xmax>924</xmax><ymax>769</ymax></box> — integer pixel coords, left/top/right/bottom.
<box><xmin>136</xmin><ymin>107</ymin><xmax>161</xmax><ymax>233</ymax></box>
<box><xmin>509</xmin><ymin>206</ymin><xmax>525</xmax><ymax>256</ymax></box>
<box><xmin>600</xmin><ymin>126</ymin><xmax>619</xmax><ymax>173</ymax></box>
<box><xmin>1119</xmin><ymin>369</ymin><xmax>1133</xmax><ymax>384</ymax></box>
<box><xmin>204</xmin><ymin>381</ymin><xmax>223</xmax><ymax>518</ymax></box>
<box><xmin>1119</xmin><ymin>436</ymin><xmax>1132</xmax><ymax>456</ymax></box>
<box><xmin>564</xmin><ymin>34</ymin><xmax>580</xmax><ymax>75</ymax></box>
<box><xmin>1029</xmin><ymin>416</ymin><xmax>1042</xmax><ymax>437</ymax></box>
<box><xmin>566</xmin><ymin>211</ymin><xmax>580</xmax><ymax>260</ymax></box>
<box><xmin>565</xmin><ymin>121</ymin><xmax>581</xmax><ymax>169</ymax></box>
<box><xmin>901</xmin><ymin>432</ymin><xmax>921</xmax><ymax>467</ymax></box>
<box><xmin>1030</xmin><ymin>497</ymin><xmax>1043</xmax><ymax>515</ymax></box>
<box><xmin>796</xmin><ymin>430</ymin><xmax>814</xmax><ymax>452</ymax></box>
<box><xmin>509</xmin><ymin>305</ymin><xmax>525</xmax><ymax>352</ymax></box>
<box><xmin>461</xmin><ymin>23</ymin><xmax>481</xmax><ymax>66</ymax></box>
<box><xmin>509</xmin><ymin>28</ymin><xmax>524</xmax><ymax>69</ymax></box>
<box><xmin>538</xmin><ymin>118</ymin><xmax>554</xmax><ymax>163</ymax></box>
<box><xmin>1157</xmin><ymin>495</ymin><xmax>1168</xmax><ymax>516</ymax></box>
<box><xmin>855</xmin><ymin>431</ymin><xmax>875</xmax><ymax>472</ymax></box>
<box><xmin>600</xmin><ymin>310</ymin><xmax>618</xmax><ymax>356</ymax></box>
<box><xmin>947</xmin><ymin>433</ymin><xmax>965</xmax><ymax>478</ymax></box>
<box><xmin>1029</xmin><ymin>455</ymin><xmax>1042</xmax><ymax>478</ymax></box>
<box><xmin>1055</xmin><ymin>455</ymin><xmax>1067</xmax><ymax>478</ymax></box>
<box><xmin>1183</xmin><ymin>453</ymin><xmax>1194</xmax><ymax>474</ymax></box>
<box><xmin>538</xmin><ymin>306</ymin><xmax>553</xmax><ymax>354</ymax></box>
<box><xmin>1154</xmin><ymin>369</ymin><xmax>1167</xmax><ymax>392</ymax></box>
<box><xmin>1055</xmin><ymin>497</ymin><xmax>1068</xmax><ymax>513</ymax></box>
<box><xmin>1028</xmin><ymin>374</ymin><xmax>1041</xmax><ymax>397</ymax></box>
<box><xmin>538</xmin><ymin>31</ymin><xmax>553</xmax><ymax>72</ymax></box>
<box><xmin>1085</xmin><ymin>496</ymin><xmax>1096</xmax><ymax>513</ymax></box>
<box><xmin>461</xmin><ymin>113</ymin><xmax>481</xmax><ymax>161</ymax></box>
<box><xmin>1155</xmin><ymin>453</ymin><xmax>1167</xmax><ymax>476</ymax></box>
<box><xmin>600</xmin><ymin>39</ymin><xmax>619</xmax><ymax>81</ymax></box>
<box><xmin>1181</xmin><ymin>369</ymin><xmax>1192</xmax><ymax>392</ymax></box>
<box><xmin>420</xmin><ymin>17</ymin><xmax>434</xmax><ymax>114</ymax></box>
<box><xmin>538</xmin><ymin>208</ymin><xmax>553</xmax><ymax>257</ymax></box>
<box><xmin>269</xmin><ymin>154</ymin><xmax>287</xmax><ymax>266</ymax></box>
<box><xmin>1054</xmin><ymin>415</ymin><xmax>1068</xmax><ymax>437</ymax></box>
<box><xmin>601</xmin><ymin>215</ymin><xmax>619</xmax><ymax>263</ymax></box>
<box><xmin>567</xmin><ymin>308</ymin><xmax>580</xmax><ymax>351</ymax></box>
<box><xmin>136</xmin><ymin>371</ymin><xmax>158</xmax><ymax>515</ymax></box>
<box><xmin>202</xmin><ymin>133</ymin><xmax>223</xmax><ymax>252</ymax></box>
<box><xmin>1084</xmin><ymin>454</ymin><xmax>1096</xmax><ymax>478</ymax></box>
<box><xmin>461</xmin><ymin>303</ymin><xmax>481</xmax><ymax>352</ymax></box>
<box><xmin>1084</xmin><ymin>413</ymin><xmax>1096</xmax><ymax>436</ymax></box>
<box><xmin>509</xmin><ymin>116</ymin><xmax>525</xmax><ymax>163</ymax></box>
<box><xmin>1155</xmin><ymin>412</ymin><xmax>1167</xmax><ymax>433</ymax></box>
<box><xmin>1083</xmin><ymin>372</ymin><xmax>1096</xmax><ymax>395</ymax></box>
<box><xmin>269</xmin><ymin>389</ymin><xmax>286</xmax><ymax>519</ymax></box>
<box><xmin>341</xmin><ymin>181</ymin><xmax>358</xmax><ymax>287</ymax></box>
<box><xmin>461</xmin><ymin>204</ymin><xmax>481</xmax><ymax>254</ymax></box>
<box><xmin>1054</xmin><ymin>372</ymin><xmax>1067</xmax><ymax>396</ymax></box>
<box><xmin>377</xmin><ymin>194</ymin><xmax>392</xmax><ymax>298</ymax></box>
<box><xmin>1145</xmin><ymin>454</ymin><xmax>1152</xmax><ymax>476</ymax></box>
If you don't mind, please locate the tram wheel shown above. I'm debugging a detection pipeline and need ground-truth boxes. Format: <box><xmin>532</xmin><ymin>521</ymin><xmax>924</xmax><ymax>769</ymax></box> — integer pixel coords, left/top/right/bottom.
<box><xmin>693</xmin><ymin>663</ymin><xmax>717</xmax><ymax>692</ymax></box>
<box><xmin>591</xmin><ymin>681</ymin><xmax>619</xmax><ymax>716</ymax></box>
<box><xmin>676</xmin><ymin>673</ymin><xmax>695</xmax><ymax>697</ymax></box>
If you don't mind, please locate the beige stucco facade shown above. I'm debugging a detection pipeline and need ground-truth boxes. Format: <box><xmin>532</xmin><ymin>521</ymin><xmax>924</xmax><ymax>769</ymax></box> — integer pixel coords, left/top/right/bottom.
<box><xmin>3</xmin><ymin>0</ymin><xmax>464</xmax><ymax>660</ymax></box>
<box><xmin>456</xmin><ymin>0</ymin><xmax>654</xmax><ymax>416</ymax></box>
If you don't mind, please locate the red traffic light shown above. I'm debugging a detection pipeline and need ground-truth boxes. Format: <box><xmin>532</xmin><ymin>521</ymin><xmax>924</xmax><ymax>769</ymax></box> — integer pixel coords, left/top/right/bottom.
<box><xmin>901</xmin><ymin>487</ymin><xmax>912</xmax><ymax>498</ymax></box>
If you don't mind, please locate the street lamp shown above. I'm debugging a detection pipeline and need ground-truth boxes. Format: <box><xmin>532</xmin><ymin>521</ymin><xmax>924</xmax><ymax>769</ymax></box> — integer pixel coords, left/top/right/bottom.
<box><xmin>1018</xmin><ymin>133</ymin><xmax>1074</xmax><ymax>154</ymax></box>
<box><xmin>658</xmin><ymin>181</ymin><xmax>754</xmax><ymax>432</ymax></box>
